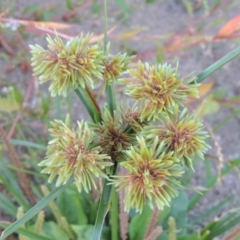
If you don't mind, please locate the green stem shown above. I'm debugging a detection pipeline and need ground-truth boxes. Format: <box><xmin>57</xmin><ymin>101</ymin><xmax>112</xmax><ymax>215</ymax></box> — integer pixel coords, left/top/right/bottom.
<box><xmin>92</xmin><ymin>179</ymin><xmax>112</xmax><ymax>240</ymax></box>
<box><xmin>74</xmin><ymin>87</ymin><xmax>101</xmax><ymax>123</ymax></box>
<box><xmin>92</xmin><ymin>164</ymin><xmax>118</xmax><ymax>240</ymax></box>
<box><xmin>195</xmin><ymin>45</ymin><xmax>240</xmax><ymax>84</ymax></box>
<box><xmin>110</xmin><ymin>188</ymin><xmax>119</xmax><ymax>240</ymax></box>
<box><xmin>106</xmin><ymin>84</ymin><xmax>116</xmax><ymax>116</ymax></box>
<box><xmin>92</xmin><ymin>1</ymin><xmax>118</xmax><ymax>239</ymax></box>
<box><xmin>103</xmin><ymin>0</ymin><xmax>116</xmax><ymax>116</ymax></box>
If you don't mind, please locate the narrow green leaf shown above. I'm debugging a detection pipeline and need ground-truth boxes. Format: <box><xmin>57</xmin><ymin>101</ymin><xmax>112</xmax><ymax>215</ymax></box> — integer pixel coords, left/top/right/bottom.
<box><xmin>0</xmin><ymin>223</ymin><xmax>52</xmax><ymax>240</ymax></box>
<box><xmin>0</xmin><ymin>161</ymin><xmax>30</xmax><ymax>210</ymax></box>
<box><xmin>0</xmin><ymin>183</ymin><xmax>71</xmax><ymax>240</ymax></box>
<box><xmin>0</xmin><ymin>139</ymin><xmax>47</xmax><ymax>150</ymax></box>
<box><xmin>104</xmin><ymin>0</ymin><xmax>116</xmax><ymax>117</ymax></box>
<box><xmin>188</xmin><ymin>158</ymin><xmax>240</xmax><ymax>210</ymax></box>
<box><xmin>74</xmin><ymin>88</ymin><xmax>101</xmax><ymax>123</ymax></box>
<box><xmin>105</xmin><ymin>84</ymin><xmax>116</xmax><ymax>116</ymax></box>
<box><xmin>92</xmin><ymin>178</ymin><xmax>113</xmax><ymax>240</ymax></box>
<box><xmin>205</xmin><ymin>214</ymin><xmax>240</xmax><ymax>240</ymax></box>
<box><xmin>57</xmin><ymin>187</ymin><xmax>88</xmax><ymax>225</ymax></box>
<box><xmin>0</xmin><ymin>193</ymin><xmax>17</xmax><ymax>217</ymax></box>
<box><xmin>129</xmin><ymin>206</ymin><xmax>152</xmax><ymax>240</ymax></box>
<box><xmin>195</xmin><ymin>45</ymin><xmax>240</xmax><ymax>84</ymax></box>
<box><xmin>191</xmin><ymin>196</ymin><xmax>235</xmax><ymax>224</ymax></box>
<box><xmin>201</xmin><ymin>212</ymin><xmax>237</xmax><ymax>235</ymax></box>
<box><xmin>110</xmin><ymin>189</ymin><xmax>118</xmax><ymax>240</ymax></box>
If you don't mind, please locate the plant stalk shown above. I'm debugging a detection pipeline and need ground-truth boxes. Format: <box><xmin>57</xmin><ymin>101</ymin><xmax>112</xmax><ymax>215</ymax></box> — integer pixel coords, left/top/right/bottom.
<box><xmin>106</xmin><ymin>84</ymin><xmax>116</xmax><ymax>116</ymax></box>
<box><xmin>92</xmin><ymin>164</ymin><xmax>118</xmax><ymax>240</ymax></box>
<box><xmin>110</xmin><ymin>188</ymin><xmax>119</xmax><ymax>240</ymax></box>
<box><xmin>92</xmin><ymin>179</ymin><xmax>112</xmax><ymax>240</ymax></box>
<box><xmin>74</xmin><ymin>87</ymin><xmax>101</xmax><ymax>123</ymax></box>
<box><xmin>194</xmin><ymin>45</ymin><xmax>240</xmax><ymax>84</ymax></box>
<box><xmin>103</xmin><ymin>0</ymin><xmax>116</xmax><ymax>116</ymax></box>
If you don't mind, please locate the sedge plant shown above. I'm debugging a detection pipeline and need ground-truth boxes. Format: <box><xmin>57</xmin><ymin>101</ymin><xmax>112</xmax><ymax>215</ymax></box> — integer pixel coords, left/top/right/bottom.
<box><xmin>1</xmin><ymin>5</ymin><xmax>240</xmax><ymax>240</ymax></box>
<box><xmin>30</xmin><ymin>32</ymin><xmax>209</xmax><ymax>238</ymax></box>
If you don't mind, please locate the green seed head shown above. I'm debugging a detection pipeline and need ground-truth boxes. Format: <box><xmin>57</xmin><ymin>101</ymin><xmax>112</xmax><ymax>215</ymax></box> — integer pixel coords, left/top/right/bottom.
<box><xmin>102</xmin><ymin>44</ymin><xmax>134</xmax><ymax>84</ymax></box>
<box><xmin>30</xmin><ymin>33</ymin><xmax>105</xmax><ymax>97</ymax></box>
<box><xmin>111</xmin><ymin>137</ymin><xmax>184</xmax><ymax>212</ymax></box>
<box><xmin>143</xmin><ymin>107</ymin><xmax>210</xmax><ymax>169</ymax></box>
<box><xmin>119</xmin><ymin>61</ymin><xmax>199</xmax><ymax>120</ymax></box>
<box><xmin>38</xmin><ymin>115</ymin><xmax>112</xmax><ymax>192</ymax></box>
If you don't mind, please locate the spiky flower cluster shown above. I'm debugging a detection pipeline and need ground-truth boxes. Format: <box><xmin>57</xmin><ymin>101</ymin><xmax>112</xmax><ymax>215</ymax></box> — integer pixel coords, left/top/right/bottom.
<box><xmin>119</xmin><ymin>62</ymin><xmax>199</xmax><ymax>120</ymax></box>
<box><xmin>143</xmin><ymin>107</ymin><xmax>209</xmax><ymax>170</ymax></box>
<box><xmin>112</xmin><ymin>137</ymin><xmax>183</xmax><ymax>212</ymax></box>
<box><xmin>89</xmin><ymin>107</ymin><xmax>136</xmax><ymax>161</ymax></box>
<box><xmin>33</xmin><ymin>34</ymin><xmax>210</xmax><ymax>213</ymax></box>
<box><xmin>102</xmin><ymin>44</ymin><xmax>134</xmax><ymax>85</ymax></box>
<box><xmin>30</xmin><ymin>34</ymin><xmax>132</xmax><ymax>96</ymax></box>
<box><xmin>39</xmin><ymin>115</ymin><xmax>112</xmax><ymax>192</ymax></box>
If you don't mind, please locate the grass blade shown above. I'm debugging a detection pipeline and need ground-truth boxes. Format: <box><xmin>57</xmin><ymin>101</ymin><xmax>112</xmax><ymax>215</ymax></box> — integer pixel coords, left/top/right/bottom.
<box><xmin>0</xmin><ymin>139</ymin><xmax>47</xmax><ymax>150</ymax></box>
<box><xmin>191</xmin><ymin>196</ymin><xmax>235</xmax><ymax>224</ymax></box>
<box><xmin>188</xmin><ymin>157</ymin><xmax>240</xmax><ymax>210</ymax></box>
<box><xmin>0</xmin><ymin>194</ymin><xmax>17</xmax><ymax>217</ymax></box>
<box><xmin>0</xmin><ymin>223</ymin><xmax>52</xmax><ymax>240</ymax></box>
<box><xmin>195</xmin><ymin>45</ymin><xmax>240</xmax><ymax>84</ymax></box>
<box><xmin>0</xmin><ymin>160</ymin><xmax>30</xmax><ymax>210</ymax></box>
<box><xmin>0</xmin><ymin>183</ymin><xmax>71</xmax><ymax>240</ymax></box>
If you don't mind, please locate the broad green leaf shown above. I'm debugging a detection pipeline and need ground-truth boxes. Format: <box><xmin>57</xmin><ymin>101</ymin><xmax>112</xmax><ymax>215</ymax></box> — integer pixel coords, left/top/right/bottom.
<box><xmin>0</xmin><ymin>183</ymin><xmax>71</xmax><ymax>240</ymax></box>
<box><xmin>129</xmin><ymin>205</ymin><xmax>152</xmax><ymax>240</ymax></box>
<box><xmin>71</xmin><ymin>224</ymin><xmax>110</xmax><ymax>240</ymax></box>
<box><xmin>178</xmin><ymin>233</ymin><xmax>200</xmax><ymax>240</ymax></box>
<box><xmin>57</xmin><ymin>187</ymin><xmax>88</xmax><ymax>225</ymax></box>
<box><xmin>158</xmin><ymin>205</ymin><xmax>170</xmax><ymax>225</ymax></box>
<box><xmin>157</xmin><ymin>232</ymin><xmax>168</xmax><ymax>240</ymax></box>
<box><xmin>42</xmin><ymin>221</ymin><xmax>69</xmax><ymax>240</ymax></box>
<box><xmin>168</xmin><ymin>191</ymin><xmax>189</xmax><ymax>236</ymax></box>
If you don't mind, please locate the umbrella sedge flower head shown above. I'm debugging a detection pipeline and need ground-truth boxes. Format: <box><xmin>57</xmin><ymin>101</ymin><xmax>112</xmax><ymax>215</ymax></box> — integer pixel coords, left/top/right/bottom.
<box><xmin>102</xmin><ymin>44</ymin><xmax>134</xmax><ymax>84</ymax></box>
<box><xmin>30</xmin><ymin>33</ymin><xmax>105</xmax><ymax>97</ymax></box>
<box><xmin>121</xmin><ymin>104</ymin><xmax>147</xmax><ymax>132</ymax></box>
<box><xmin>119</xmin><ymin>61</ymin><xmax>199</xmax><ymax>120</ymax></box>
<box><xmin>143</xmin><ymin>107</ymin><xmax>210</xmax><ymax>169</ymax></box>
<box><xmin>89</xmin><ymin>107</ymin><xmax>135</xmax><ymax>161</ymax></box>
<box><xmin>38</xmin><ymin>115</ymin><xmax>112</xmax><ymax>192</ymax></box>
<box><xmin>111</xmin><ymin>137</ymin><xmax>184</xmax><ymax>212</ymax></box>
